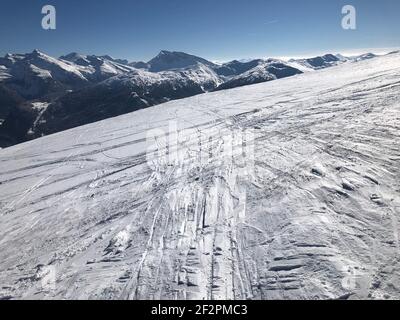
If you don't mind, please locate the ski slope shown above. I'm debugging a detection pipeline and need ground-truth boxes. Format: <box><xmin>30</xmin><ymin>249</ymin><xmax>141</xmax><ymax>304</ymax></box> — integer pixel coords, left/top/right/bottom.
<box><xmin>0</xmin><ymin>52</ymin><xmax>399</xmax><ymax>300</ymax></box>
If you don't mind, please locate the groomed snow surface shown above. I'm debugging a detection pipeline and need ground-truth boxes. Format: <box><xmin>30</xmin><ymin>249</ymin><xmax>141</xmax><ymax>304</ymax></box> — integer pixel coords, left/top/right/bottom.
<box><xmin>0</xmin><ymin>53</ymin><xmax>399</xmax><ymax>300</ymax></box>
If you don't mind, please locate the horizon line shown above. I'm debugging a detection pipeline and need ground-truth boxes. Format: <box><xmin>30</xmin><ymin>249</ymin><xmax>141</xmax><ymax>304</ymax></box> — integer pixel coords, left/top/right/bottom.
<box><xmin>2</xmin><ymin>46</ymin><xmax>399</xmax><ymax>64</ymax></box>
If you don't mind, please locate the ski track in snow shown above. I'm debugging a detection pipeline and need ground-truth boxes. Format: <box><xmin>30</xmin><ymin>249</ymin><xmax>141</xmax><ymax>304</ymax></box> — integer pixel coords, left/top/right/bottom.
<box><xmin>0</xmin><ymin>53</ymin><xmax>400</xmax><ymax>300</ymax></box>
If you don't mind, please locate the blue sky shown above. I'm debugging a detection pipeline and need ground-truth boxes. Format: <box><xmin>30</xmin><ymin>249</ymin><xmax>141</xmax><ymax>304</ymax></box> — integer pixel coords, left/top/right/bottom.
<box><xmin>0</xmin><ymin>0</ymin><xmax>399</xmax><ymax>62</ymax></box>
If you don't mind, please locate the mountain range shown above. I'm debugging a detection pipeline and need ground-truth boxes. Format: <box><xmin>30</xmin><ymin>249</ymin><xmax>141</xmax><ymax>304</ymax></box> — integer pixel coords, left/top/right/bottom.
<box><xmin>0</xmin><ymin>50</ymin><xmax>377</xmax><ymax>148</ymax></box>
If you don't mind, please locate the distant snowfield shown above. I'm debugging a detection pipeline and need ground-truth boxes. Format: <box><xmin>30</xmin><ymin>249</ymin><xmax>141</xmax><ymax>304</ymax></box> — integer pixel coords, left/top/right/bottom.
<box><xmin>0</xmin><ymin>53</ymin><xmax>399</xmax><ymax>300</ymax></box>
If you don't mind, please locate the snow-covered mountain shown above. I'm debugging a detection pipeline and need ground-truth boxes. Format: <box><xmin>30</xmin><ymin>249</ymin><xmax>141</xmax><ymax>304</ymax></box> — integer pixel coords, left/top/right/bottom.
<box><xmin>0</xmin><ymin>50</ymin><xmax>379</xmax><ymax>148</ymax></box>
<box><xmin>290</xmin><ymin>53</ymin><xmax>342</xmax><ymax>70</ymax></box>
<box><xmin>213</xmin><ymin>59</ymin><xmax>265</xmax><ymax>77</ymax></box>
<box><xmin>0</xmin><ymin>52</ymin><xmax>399</xmax><ymax>300</ymax></box>
<box><xmin>348</xmin><ymin>52</ymin><xmax>377</xmax><ymax>62</ymax></box>
<box><xmin>290</xmin><ymin>53</ymin><xmax>377</xmax><ymax>71</ymax></box>
<box><xmin>0</xmin><ymin>50</ymin><xmax>89</xmax><ymax>100</ymax></box>
<box><xmin>215</xmin><ymin>59</ymin><xmax>303</xmax><ymax>91</ymax></box>
<box><xmin>0</xmin><ymin>50</ymin><xmax>138</xmax><ymax>100</ymax></box>
<box><xmin>59</xmin><ymin>52</ymin><xmax>136</xmax><ymax>81</ymax></box>
<box><xmin>146</xmin><ymin>50</ymin><xmax>218</xmax><ymax>72</ymax></box>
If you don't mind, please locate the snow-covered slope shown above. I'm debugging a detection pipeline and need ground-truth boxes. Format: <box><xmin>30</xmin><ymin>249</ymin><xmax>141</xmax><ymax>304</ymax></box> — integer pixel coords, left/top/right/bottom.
<box><xmin>0</xmin><ymin>65</ymin><xmax>11</xmax><ymax>81</ymax></box>
<box><xmin>1</xmin><ymin>53</ymin><xmax>399</xmax><ymax>300</ymax></box>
